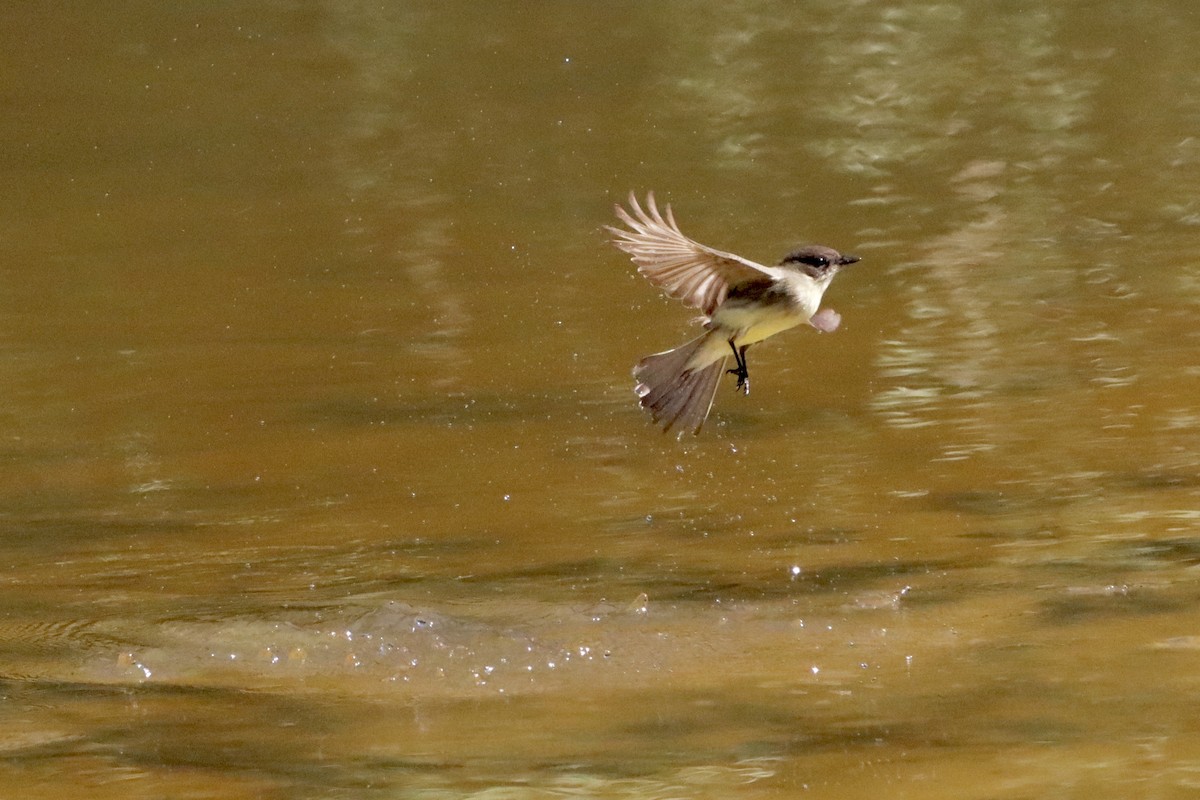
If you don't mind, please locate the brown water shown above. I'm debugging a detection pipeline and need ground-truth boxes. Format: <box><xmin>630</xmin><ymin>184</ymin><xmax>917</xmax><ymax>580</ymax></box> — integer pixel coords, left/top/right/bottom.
<box><xmin>3</xmin><ymin>2</ymin><xmax>1200</xmax><ymax>797</ymax></box>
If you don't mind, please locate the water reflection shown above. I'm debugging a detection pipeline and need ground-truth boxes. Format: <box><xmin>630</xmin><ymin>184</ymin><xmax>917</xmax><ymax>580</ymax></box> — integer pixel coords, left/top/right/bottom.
<box><xmin>322</xmin><ymin>5</ymin><xmax>473</xmax><ymax>389</ymax></box>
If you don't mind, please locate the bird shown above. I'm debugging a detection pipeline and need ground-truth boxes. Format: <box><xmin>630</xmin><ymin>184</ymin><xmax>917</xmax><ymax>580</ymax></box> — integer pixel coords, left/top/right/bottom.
<box><xmin>607</xmin><ymin>191</ymin><xmax>858</xmax><ymax>436</ymax></box>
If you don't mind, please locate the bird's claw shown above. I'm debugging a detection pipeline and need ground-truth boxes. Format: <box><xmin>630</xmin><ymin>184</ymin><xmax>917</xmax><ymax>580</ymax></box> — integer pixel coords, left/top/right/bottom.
<box><xmin>726</xmin><ymin>366</ymin><xmax>750</xmax><ymax>395</ymax></box>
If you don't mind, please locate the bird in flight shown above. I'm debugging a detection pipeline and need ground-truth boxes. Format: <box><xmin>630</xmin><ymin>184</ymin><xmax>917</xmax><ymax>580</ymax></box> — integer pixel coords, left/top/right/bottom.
<box><xmin>607</xmin><ymin>191</ymin><xmax>858</xmax><ymax>435</ymax></box>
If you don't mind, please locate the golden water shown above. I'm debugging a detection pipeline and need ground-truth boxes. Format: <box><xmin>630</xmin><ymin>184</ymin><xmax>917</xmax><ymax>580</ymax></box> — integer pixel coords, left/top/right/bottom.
<box><xmin>3</xmin><ymin>3</ymin><xmax>1200</xmax><ymax>797</ymax></box>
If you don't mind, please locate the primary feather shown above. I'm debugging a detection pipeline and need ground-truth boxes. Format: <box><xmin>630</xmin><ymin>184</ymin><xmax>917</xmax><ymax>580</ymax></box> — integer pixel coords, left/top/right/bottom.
<box><xmin>605</xmin><ymin>191</ymin><xmax>771</xmax><ymax>317</ymax></box>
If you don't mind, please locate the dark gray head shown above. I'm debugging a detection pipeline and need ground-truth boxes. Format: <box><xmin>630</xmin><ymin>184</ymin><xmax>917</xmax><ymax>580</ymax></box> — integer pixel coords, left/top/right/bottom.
<box><xmin>779</xmin><ymin>245</ymin><xmax>859</xmax><ymax>281</ymax></box>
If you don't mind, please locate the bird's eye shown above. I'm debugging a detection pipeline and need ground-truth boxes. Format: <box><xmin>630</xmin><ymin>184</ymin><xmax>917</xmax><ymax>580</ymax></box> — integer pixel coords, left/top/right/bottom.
<box><xmin>783</xmin><ymin>250</ymin><xmax>836</xmax><ymax>269</ymax></box>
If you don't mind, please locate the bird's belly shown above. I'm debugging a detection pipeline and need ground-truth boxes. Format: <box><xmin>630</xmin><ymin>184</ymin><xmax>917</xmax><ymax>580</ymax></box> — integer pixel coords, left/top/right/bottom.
<box><xmin>715</xmin><ymin>303</ymin><xmax>807</xmax><ymax>346</ymax></box>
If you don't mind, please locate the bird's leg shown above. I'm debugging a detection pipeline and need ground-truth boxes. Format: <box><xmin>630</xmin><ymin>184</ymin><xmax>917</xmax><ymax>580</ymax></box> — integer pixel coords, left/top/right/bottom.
<box><xmin>725</xmin><ymin>340</ymin><xmax>751</xmax><ymax>395</ymax></box>
<box><xmin>737</xmin><ymin>345</ymin><xmax>751</xmax><ymax>394</ymax></box>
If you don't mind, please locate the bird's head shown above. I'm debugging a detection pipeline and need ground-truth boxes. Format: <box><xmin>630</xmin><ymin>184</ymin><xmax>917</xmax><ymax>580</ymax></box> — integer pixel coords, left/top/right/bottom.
<box><xmin>779</xmin><ymin>245</ymin><xmax>859</xmax><ymax>284</ymax></box>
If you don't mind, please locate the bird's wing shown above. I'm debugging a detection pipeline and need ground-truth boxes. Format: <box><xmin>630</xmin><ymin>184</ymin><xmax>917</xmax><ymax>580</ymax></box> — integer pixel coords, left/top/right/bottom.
<box><xmin>606</xmin><ymin>191</ymin><xmax>773</xmax><ymax>317</ymax></box>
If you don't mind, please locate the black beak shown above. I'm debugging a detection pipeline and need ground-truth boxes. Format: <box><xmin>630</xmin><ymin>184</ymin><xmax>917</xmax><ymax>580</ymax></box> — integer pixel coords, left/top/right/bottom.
<box><xmin>839</xmin><ymin>254</ymin><xmax>860</xmax><ymax>266</ymax></box>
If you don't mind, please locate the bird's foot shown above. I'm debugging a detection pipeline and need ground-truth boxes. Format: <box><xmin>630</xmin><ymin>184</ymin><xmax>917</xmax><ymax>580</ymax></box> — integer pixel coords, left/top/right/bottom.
<box><xmin>726</xmin><ymin>366</ymin><xmax>750</xmax><ymax>395</ymax></box>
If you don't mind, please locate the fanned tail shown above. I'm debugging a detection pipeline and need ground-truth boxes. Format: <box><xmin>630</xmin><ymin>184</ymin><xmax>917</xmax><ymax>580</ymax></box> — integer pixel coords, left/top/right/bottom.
<box><xmin>633</xmin><ymin>333</ymin><xmax>725</xmax><ymax>436</ymax></box>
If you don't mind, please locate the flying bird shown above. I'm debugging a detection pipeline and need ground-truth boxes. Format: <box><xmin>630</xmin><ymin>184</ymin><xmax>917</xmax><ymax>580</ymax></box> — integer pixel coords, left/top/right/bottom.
<box><xmin>607</xmin><ymin>191</ymin><xmax>858</xmax><ymax>435</ymax></box>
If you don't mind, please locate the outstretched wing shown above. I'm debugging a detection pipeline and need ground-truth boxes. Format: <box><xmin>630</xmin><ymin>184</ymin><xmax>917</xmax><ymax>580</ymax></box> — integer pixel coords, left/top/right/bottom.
<box><xmin>606</xmin><ymin>191</ymin><xmax>773</xmax><ymax>317</ymax></box>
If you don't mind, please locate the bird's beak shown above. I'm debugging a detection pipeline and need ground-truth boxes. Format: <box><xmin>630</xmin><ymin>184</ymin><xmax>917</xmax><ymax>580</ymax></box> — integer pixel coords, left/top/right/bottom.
<box><xmin>838</xmin><ymin>254</ymin><xmax>860</xmax><ymax>266</ymax></box>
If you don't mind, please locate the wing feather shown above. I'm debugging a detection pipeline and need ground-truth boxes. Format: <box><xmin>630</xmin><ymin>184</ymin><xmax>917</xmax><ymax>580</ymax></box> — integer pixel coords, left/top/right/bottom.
<box><xmin>606</xmin><ymin>191</ymin><xmax>772</xmax><ymax>316</ymax></box>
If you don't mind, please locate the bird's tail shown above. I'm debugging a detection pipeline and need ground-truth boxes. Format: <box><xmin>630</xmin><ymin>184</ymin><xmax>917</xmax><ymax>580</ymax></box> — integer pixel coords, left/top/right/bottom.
<box><xmin>633</xmin><ymin>332</ymin><xmax>725</xmax><ymax>435</ymax></box>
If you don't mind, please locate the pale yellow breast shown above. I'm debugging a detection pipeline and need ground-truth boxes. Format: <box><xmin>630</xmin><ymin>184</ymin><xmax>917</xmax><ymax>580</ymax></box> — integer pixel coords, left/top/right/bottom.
<box><xmin>713</xmin><ymin>274</ymin><xmax>823</xmax><ymax>346</ymax></box>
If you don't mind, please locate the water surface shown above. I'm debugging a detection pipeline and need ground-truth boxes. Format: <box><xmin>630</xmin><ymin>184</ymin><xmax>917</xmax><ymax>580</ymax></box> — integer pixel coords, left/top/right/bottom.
<box><xmin>3</xmin><ymin>2</ymin><xmax>1200</xmax><ymax>797</ymax></box>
